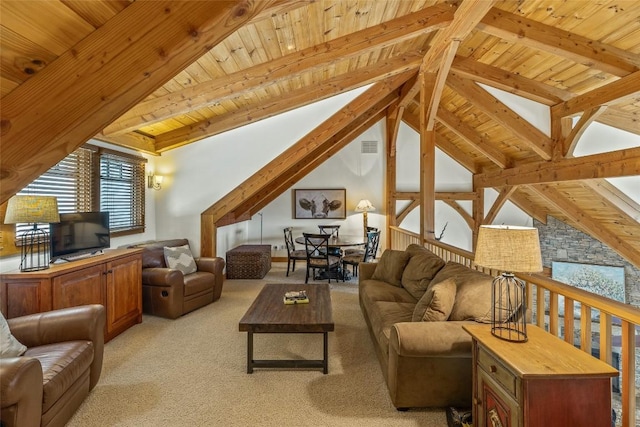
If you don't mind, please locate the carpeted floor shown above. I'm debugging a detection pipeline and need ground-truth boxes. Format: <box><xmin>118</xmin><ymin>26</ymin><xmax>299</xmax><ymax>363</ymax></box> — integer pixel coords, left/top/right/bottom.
<box><xmin>67</xmin><ymin>263</ymin><xmax>447</xmax><ymax>426</ymax></box>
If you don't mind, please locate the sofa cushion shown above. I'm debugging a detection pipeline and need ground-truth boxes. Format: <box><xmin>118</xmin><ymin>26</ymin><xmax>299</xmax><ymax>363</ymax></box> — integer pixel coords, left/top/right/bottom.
<box><xmin>183</xmin><ymin>271</ymin><xmax>215</xmax><ymax>297</ymax></box>
<box><xmin>430</xmin><ymin>261</ymin><xmax>494</xmax><ymax>322</ymax></box>
<box><xmin>401</xmin><ymin>246</ymin><xmax>446</xmax><ymax>299</ymax></box>
<box><xmin>371</xmin><ymin>249</ymin><xmax>410</xmax><ymax>287</ymax></box>
<box><xmin>164</xmin><ymin>245</ymin><xmax>197</xmax><ymax>276</ymax></box>
<box><xmin>26</xmin><ymin>341</ymin><xmax>94</xmax><ymax>412</ymax></box>
<box><xmin>412</xmin><ymin>278</ymin><xmax>457</xmax><ymax>322</ymax></box>
<box><xmin>0</xmin><ymin>312</ymin><xmax>27</xmax><ymax>357</ymax></box>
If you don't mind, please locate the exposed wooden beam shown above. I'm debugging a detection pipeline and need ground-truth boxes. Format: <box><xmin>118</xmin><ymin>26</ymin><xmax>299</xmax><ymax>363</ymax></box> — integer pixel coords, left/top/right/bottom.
<box><xmin>510</xmin><ymin>190</ymin><xmax>549</xmax><ymax>224</ymax></box>
<box><xmin>394</xmin><ymin>191</ymin><xmax>478</xmax><ymax>201</ymax></box>
<box><xmin>597</xmin><ymin>108</ymin><xmax>640</xmax><ymax>136</ymax></box>
<box><xmin>401</xmin><ymin>0</ymin><xmax>496</xmax><ymax>102</ymax></box>
<box><xmin>475</xmin><ymin>147</ymin><xmax>640</xmax><ymax>188</ymax></box>
<box><xmin>397</xmin><ymin>199</ymin><xmax>420</xmax><ymax>225</ymax></box>
<box><xmin>424</xmin><ymin>41</ymin><xmax>460</xmax><ymax>131</ymax></box>
<box><xmin>451</xmin><ymin>56</ymin><xmax>571</xmax><ymax>105</ymax></box>
<box><xmin>531</xmin><ymin>184</ymin><xmax>640</xmax><ymax>267</ymax></box>
<box><xmin>443</xmin><ymin>200</ymin><xmax>474</xmax><ymax>230</ymax></box>
<box><xmin>447</xmin><ymin>73</ymin><xmax>553</xmax><ymax>160</ymax></box>
<box><xmin>478</xmin><ymin>8</ymin><xmax>640</xmax><ymax>77</ymax></box>
<box><xmin>0</xmin><ymin>0</ymin><xmax>278</xmax><ymax>204</ymax></box>
<box><xmin>402</xmin><ymin>109</ymin><xmax>479</xmax><ymax>173</ymax></box>
<box><xmin>420</xmin><ymin>71</ymin><xmax>437</xmax><ymax>241</ymax></box>
<box><xmin>552</xmin><ymin>70</ymin><xmax>640</xmax><ymax>118</ymax></box>
<box><xmin>155</xmin><ymin>52</ymin><xmax>422</xmax><ymax>150</ymax></box>
<box><xmin>104</xmin><ymin>4</ymin><xmax>454</xmax><ymax>135</ymax></box>
<box><xmin>437</xmin><ymin>108</ymin><xmax>511</xmax><ymax>169</ymax></box>
<box><xmin>582</xmin><ymin>180</ymin><xmax>640</xmax><ymax>223</ymax></box>
<box><xmin>484</xmin><ymin>186</ymin><xmax>516</xmax><ymax>225</ymax></box>
<box><xmin>386</xmin><ymin>106</ymin><xmax>400</xmax><ymax>247</ymax></box>
<box><xmin>386</xmin><ymin>100</ymin><xmax>404</xmax><ymax>158</ymax></box>
<box><xmin>94</xmin><ymin>132</ymin><xmax>158</xmax><ymax>156</ymax></box>
<box><xmin>562</xmin><ymin>106</ymin><xmax>608</xmax><ymax>158</ymax></box>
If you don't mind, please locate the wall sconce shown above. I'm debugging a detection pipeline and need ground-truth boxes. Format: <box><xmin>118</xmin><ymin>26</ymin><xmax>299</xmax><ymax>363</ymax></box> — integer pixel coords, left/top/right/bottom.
<box><xmin>147</xmin><ymin>173</ymin><xmax>163</xmax><ymax>190</ymax></box>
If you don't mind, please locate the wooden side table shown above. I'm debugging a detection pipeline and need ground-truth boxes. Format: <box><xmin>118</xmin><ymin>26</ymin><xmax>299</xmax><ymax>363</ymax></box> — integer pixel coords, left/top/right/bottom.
<box><xmin>463</xmin><ymin>324</ymin><xmax>618</xmax><ymax>427</ymax></box>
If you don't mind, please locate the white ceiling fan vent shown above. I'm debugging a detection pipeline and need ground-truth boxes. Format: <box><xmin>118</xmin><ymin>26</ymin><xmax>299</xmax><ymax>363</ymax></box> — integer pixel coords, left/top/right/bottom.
<box><xmin>361</xmin><ymin>140</ymin><xmax>378</xmax><ymax>154</ymax></box>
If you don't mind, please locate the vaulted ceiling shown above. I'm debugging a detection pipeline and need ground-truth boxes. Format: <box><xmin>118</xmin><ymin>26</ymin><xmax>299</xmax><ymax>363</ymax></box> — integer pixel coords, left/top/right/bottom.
<box><xmin>1</xmin><ymin>0</ymin><xmax>639</xmax><ymax>265</ymax></box>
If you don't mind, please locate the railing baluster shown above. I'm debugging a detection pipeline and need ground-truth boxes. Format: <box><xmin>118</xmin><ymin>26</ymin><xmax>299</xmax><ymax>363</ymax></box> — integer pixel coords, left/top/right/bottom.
<box><xmin>564</xmin><ymin>296</ymin><xmax>575</xmax><ymax>344</ymax></box>
<box><xmin>621</xmin><ymin>321</ymin><xmax>636</xmax><ymax>427</ymax></box>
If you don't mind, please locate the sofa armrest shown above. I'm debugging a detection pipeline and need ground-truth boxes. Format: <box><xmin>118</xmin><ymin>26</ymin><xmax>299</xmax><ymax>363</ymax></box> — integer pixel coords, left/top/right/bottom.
<box><xmin>359</xmin><ymin>262</ymin><xmax>377</xmax><ymax>281</ymax></box>
<box><xmin>195</xmin><ymin>257</ymin><xmax>224</xmax><ymax>276</ymax></box>
<box><xmin>390</xmin><ymin>321</ymin><xmax>475</xmax><ymax>357</ymax></box>
<box><xmin>142</xmin><ymin>268</ymin><xmax>185</xmax><ymax>290</ymax></box>
<box><xmin>0</xmin><ymin>357</ymin><xmax>44</xmax><ymax>427</ymax></box>
<box><xmin>7</xmin><ymin>305</ymin><xmax>105</xmax><ymax>390</ymax></box>
<box><xmin>196</xmin><ymin>257</ymin><xmax>225</xmax><ymax>301</ymax></box>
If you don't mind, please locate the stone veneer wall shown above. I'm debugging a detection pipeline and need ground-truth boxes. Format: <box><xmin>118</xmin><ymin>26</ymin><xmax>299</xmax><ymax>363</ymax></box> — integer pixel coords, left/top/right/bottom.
<box><xmin>534</xmin><ymin>216</ymin><xmax>640</xmax><ymax>308</ymax></box>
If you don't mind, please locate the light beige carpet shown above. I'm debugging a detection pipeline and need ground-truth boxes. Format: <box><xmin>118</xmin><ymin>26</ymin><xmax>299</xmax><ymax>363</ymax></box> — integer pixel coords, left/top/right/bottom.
<box><xmin>67</xmin><ymin>263</ymin><xmax>447</xmax><ymax>426</ymax></box>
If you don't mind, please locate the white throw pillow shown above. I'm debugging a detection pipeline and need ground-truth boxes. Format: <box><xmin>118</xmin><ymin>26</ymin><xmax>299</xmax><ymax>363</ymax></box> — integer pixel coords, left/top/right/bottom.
<box><xmin>0</xmin><ymin>312</ymin><xmax>27</xmax><ymax>357</ymax></box>
<box><xmin>164</xmin><ymin>245</ymin><xmax>197</xmax><ymax>276</ymax></box>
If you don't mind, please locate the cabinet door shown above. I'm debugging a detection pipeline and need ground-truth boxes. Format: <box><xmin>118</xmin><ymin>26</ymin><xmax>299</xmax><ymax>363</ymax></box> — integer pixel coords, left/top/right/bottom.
<box><xmin>478</xmin><ymin>369</ymin><xmax>520</xmax><ymax>427</ymax></box>
<box><xmin>105</xmin><ymin>255</ymin><xmax>142</xmax><ymax>335</ymax></box>
<box><xmin>52</xmin><ymin>265</ymin><xmax>104</xmax><ymax>309</ymax></box>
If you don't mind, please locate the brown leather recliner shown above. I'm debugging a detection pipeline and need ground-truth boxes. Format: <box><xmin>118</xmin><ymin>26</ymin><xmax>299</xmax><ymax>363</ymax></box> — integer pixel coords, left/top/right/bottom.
<box><xmin>125</xmin><ymin>239</ymin><xmax>225</xmax><ymax>319</ymax></box>
<box><xmin>0</xmin><ymin>305</ymin><xmax>105</xmax><ymax>427</ymax></box>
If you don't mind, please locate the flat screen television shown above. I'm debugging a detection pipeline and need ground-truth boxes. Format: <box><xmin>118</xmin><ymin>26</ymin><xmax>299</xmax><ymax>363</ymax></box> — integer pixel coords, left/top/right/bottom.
<box><xmin>50</xmin><ymin>212</ymin><xmax>110</xmax><ymax>261</ymax></box>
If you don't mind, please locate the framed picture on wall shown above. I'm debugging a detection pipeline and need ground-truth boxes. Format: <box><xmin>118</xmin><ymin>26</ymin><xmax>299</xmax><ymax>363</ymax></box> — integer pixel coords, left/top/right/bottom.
<box><xmin>293</xmin><ymin>189</ymin><xmax>346</xmax><ymax>219</ymax></box>
<box><xmin>552</xmin><ymin>261</ymin><xmax>625</xmax><ymax>320</ymax></box>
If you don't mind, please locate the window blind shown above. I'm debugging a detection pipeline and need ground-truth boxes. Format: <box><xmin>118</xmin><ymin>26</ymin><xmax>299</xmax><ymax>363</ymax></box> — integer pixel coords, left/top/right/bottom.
<box><xmin>100</xmin><ymin>152</ymin><xmax>145</xmax><ymax>233</ymax></box>
<box><xmin>16</xmin><ymin>147</ymin><xmax>95</xmax><ymax>236</ymax></box>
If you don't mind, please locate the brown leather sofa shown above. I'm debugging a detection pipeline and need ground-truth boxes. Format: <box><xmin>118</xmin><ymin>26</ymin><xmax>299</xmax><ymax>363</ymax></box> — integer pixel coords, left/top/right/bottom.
<box><xmin>125</xmin><ymin>239</ymin><xmax>225</xmax><ymax>319</ymax></box>
<box><xmin>0</xmin><ymin>305</ymin><xmax>105</xmax><ymax>427</ymax></box>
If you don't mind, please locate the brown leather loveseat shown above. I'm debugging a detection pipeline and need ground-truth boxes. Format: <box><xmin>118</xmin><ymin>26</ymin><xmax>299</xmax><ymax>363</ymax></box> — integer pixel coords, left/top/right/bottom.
<box><xmin>0</xmin><ymin>304</ymin><xmax>105</xmax><ymax>427</ymax></box>
<box><xmin>125</xmin><ymin>239</ymin><xmax>225</xmax><ymax>319</ymax></box>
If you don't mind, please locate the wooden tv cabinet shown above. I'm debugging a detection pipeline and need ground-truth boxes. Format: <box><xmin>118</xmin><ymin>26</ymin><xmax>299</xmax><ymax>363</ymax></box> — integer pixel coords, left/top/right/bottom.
<box><xmin>0</xmin><ymin>248</ymin><xmax>143</xmax><ymax>342</ymax></box>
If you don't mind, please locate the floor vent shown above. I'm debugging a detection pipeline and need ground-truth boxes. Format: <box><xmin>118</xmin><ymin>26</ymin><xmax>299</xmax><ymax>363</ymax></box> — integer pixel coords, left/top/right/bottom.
<box><xmin>361</xmin><ymin>140</ymin><xmax>378</xmax><ymax>154</ymax></box>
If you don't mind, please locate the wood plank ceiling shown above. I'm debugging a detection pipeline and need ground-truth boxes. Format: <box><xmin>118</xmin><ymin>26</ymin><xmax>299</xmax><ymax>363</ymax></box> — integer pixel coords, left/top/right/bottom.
<box><xmin>0</xmin><ymin>0</ymin><xmax>639</xmax><ymax>264</ymax></box>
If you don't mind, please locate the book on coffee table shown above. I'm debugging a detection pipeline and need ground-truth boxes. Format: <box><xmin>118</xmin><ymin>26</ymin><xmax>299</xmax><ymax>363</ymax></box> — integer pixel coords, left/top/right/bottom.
<box><xmin>283</xmin><ymin>290</ymin><xmax>309</xmax><ymax>305</ymax></box>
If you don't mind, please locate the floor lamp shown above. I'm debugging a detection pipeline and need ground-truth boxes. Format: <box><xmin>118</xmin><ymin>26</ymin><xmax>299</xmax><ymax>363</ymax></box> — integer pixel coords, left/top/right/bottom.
<box><xmin>4</xmin><ymin>195</ymin><xmax>60</xmax><ymax>272</ymax></box>
<box><xmin>355</xmin><ymin>199</ymin><xmax>375</xmax><ymax>241</ymax></box>
<box><xmin>474</xmin><ymin>225</ymin><xmax>542</xmax><ymax>342</ymax></box>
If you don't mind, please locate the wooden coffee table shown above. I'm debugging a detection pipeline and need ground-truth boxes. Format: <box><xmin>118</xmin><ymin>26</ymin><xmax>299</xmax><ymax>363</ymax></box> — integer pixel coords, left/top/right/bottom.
<box><xmin>239</xmin><ymin>283</ymin><xmax>334</xmax><ymax>374</ymax></box>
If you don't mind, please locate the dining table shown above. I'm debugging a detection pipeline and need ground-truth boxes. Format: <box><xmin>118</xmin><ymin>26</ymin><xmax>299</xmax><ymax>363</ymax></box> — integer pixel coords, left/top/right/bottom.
<box><xmin>295</xmin><ymin>234</ymin><xmax>366</xmax><ymax>281</ymax></box>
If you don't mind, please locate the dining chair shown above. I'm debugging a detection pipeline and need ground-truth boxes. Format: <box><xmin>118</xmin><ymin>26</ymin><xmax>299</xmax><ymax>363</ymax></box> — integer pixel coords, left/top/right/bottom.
<box><xmin>342</xmin><ymin>230</ymin><xmax>380</xmax><ymax>277</ymax></box>
<box><xmin>302</xmin><ymin>233</ymin><xmax>342</xmax><ymax>283</ymax></box>
<box><xmin>317</xmin><ymin>224</ymin><xmax>341</xmax><ymax>257</ymax></box>
<box><xmin>318</xmin><ymin>224</ymin><xmax>340</xmax><ymax>238</ymax></box>
<box><xmin>345</xmin><ymin>226</ymin><xmax>379</xmax><ymax>256</ymax></box>
<box><xmin>283</xmin><ymin>227</ymin><xmax>307</xmax><ymax>276</ymax></box>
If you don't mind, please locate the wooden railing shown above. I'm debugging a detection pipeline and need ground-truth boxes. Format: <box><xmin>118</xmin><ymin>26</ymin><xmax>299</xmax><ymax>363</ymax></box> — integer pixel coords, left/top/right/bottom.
<box><xmin>390</xmin><ymin>226</ymin><xmax>640</xmax><ymax>427</ymax></box>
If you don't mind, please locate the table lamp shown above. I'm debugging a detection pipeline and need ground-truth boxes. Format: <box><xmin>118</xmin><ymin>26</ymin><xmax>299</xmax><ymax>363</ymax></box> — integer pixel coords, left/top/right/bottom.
<box><xmin>4</xmin><ymin>195</ymin><xmax>60</xmax><ymax>271</ymax></box>
<box><xmin>355</xmin><ymin>199</ymin><xmax>375</xmax><ymax>240</ymax></box>
<box><xmin>474</xmin><ymin>225</ymin><xmax>542</xmax><ymax>342</ymax></box>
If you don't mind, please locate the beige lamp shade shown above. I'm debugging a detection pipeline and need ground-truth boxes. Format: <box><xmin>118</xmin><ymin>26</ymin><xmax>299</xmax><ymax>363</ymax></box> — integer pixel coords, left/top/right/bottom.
<box><xmin>474</xmin><ymin>225</ymin><xmax>542</xmax><ymax>273</ymax></box>
<box><xmin>355</xmin><ymin>199</ymin><xmax>375</xmax><ymax>212</ymax></box>
<box><xmin>4</xmin><ymin>195</ymin><xmax>60</xmax><ymax>224</ymax></box>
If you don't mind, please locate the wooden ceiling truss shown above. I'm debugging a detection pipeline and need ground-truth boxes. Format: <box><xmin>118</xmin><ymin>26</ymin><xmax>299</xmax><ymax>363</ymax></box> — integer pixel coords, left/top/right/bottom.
<box><xmin>1</xmin><ymin>0</ymin><xmax>638</xmax><ymax>267</ymax></box>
